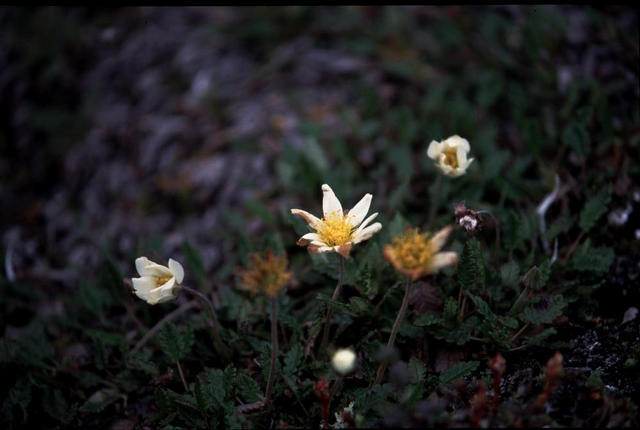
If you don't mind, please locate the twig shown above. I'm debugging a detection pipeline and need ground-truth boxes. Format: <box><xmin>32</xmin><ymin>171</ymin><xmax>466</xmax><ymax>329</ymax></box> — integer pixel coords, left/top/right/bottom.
<box><xmin>320</xmin><ymin>254</ymin><xmax>344</xmax><ymax>354</ymax></box>
<box><xmin>131</xmin><ymin>300</ymin><xmax>198</xmax><ymax>354</ymax></box>
<box><xmin>561</xmin><ymin>231</ymin><xmax>585</xmax><ymax>263</ymax></box>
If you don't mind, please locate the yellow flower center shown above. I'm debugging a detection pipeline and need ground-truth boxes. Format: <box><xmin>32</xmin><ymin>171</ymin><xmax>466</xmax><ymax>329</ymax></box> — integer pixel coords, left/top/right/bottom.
<box><xmin>443</xmin><ymin>147</ymin><xmax>459</xmax><ymax>168</ymax></box>
<box><xmin>390</xmin><ymin>228</ymin><xmax>436</xmax><ymax>270</ymax></box>
<box><xmin>155</xmin><ymin>275</ymin><xmax>172</xmax><ymax>287</ymax></box>
<box><xmin>316</xmin><ymin>211</ymin><xmax>355</xmax><ymax>247</ymax></box>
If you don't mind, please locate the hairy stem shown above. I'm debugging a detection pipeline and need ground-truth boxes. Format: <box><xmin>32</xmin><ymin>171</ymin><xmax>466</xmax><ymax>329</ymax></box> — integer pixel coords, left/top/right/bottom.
<box><xmin>374</xmin><ymin>276</ymin><xmax>413</xmax><ymax>385</ymax></box>
<box><xmin>320</xmin><ymin>254</ymin><xmax>344</xmax><ymax>353</ymax></box>
<box><xmin>265</xmin><ymin>297</ymin><xmax>279</xmax><ymax>405</ymax></box>
<box><xmin>182</xmin><ymin>285</ymin><xmax>231</xmax><ymax>360</ymax></box>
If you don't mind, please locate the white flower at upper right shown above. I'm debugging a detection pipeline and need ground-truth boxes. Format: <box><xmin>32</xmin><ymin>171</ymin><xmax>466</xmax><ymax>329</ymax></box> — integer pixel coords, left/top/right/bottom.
<box><xmin>427</xmin><ymin>135</ymin><xmax>474</xmax><ymax>178</ymax></box>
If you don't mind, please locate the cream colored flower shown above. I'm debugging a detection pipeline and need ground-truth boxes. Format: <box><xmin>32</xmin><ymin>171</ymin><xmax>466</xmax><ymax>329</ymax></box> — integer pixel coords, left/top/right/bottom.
<box><xmin>132</xmin><ymin>257</ymin><xmax>184</xmax><ymax>305</ymax></box>
<box><xmin>291</xmin><ymin>184</ymin><xmax>382</xmax><ymax>258</ymax></box>
<box><xmin>384</xmin><ymin>226</ymin><xmax>458</xmax><ymax>280</ymax></box>
<box><xmin>331</xmin><ymin>348</ymin><xmax>356</xmax><ymax>375</ymax></box>
<box><xmin>427</xmin><ymin>135</ymin><xmax>474</xmax><ymax>177</ymax></box>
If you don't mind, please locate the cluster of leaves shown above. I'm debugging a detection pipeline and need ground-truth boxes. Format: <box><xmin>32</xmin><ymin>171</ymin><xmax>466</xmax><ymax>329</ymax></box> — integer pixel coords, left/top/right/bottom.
<box><xmin>2</xmin><ymin>5</ymin><xmax>639</xmax><ymax>429</ymax></box>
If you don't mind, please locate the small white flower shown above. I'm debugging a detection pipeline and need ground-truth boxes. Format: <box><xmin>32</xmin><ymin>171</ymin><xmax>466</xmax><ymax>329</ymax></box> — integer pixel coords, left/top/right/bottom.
<box><xmin>331</xmin><ymin>348</ymin><xmax>356</xmax><ymax>375</ymax></box>
<box><xmin>427</xmin><ymin>135</ymin><xmax>474</xmax><ymax>177</ymax></box>
<box><xmin>132</xmin><ymin>257</ymin><xmax>184</xmax><ymax>305</ymax></box>
<box><xmin>291</xmin><ymin>184</ymin><xmax>382</xmax><ymax>258</ymax></box>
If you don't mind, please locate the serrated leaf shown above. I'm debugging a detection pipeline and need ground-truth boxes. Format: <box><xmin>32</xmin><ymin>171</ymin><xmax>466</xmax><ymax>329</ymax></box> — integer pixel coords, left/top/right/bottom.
<box><xmin>439</xmin><ymin>361</ymin><xmax>479</xmax><ymax>385</ymax></box>
<box><xmin>283</xmin><ymin>343</ymin><xmax>303</xmax><ymax>377</ymax></box>
<box><xmin>413</xmin><ymin>313</ymin><xmax>442</xmax><ymax>327</ymax></box>
<box><xmin>201</xmin><ymin>369</ymin><xmax>226</xmax><ymax>409</ymax></box>
<box><xmin>520</xmin><ymin>295</ymin><xmax>566</xmax><ymax>325</ymax></box>
<box><xmin>562</xmin><ymin>122</ymin><xmax>590</xmax><ymax>157</ymax></box>
<box><xmin>570</xmin><ymin>240</ymin><xmax>614</xmax><ymax>274</ymax></box>
<box><xmin>544</xmin><ymin>213</ymin><xmax>574</xmax><ymax>242</ymax></box>
<box><xmin>235</xmin><ymin>373</ymin><xmax>263</xmax><ymax>403</ymax></box>
<box><xmin>157</xmin><ymin>323</ymin><xmax>194</xmax><ymax>362</ymax></box>
<box><xmin>457</xmin><ymin>238</ymin><xmax>485</xmax><ymax>292</ymax></box>
<box><xmin>443</xmin><ymin>297</ymin><xmax>458</xmax><ymax>322</ymax></box>
<box><xmin>579</xmin><ymin>185</ymin><xmax>611</xmax><ymax>232</ymax></box>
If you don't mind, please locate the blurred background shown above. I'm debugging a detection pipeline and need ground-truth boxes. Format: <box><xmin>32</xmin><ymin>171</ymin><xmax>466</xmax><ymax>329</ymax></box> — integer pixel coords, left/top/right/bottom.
<box><xmin>1</xmin><ymin>6</ymin><xmax>637</xmax><ymax>287</ymax></box>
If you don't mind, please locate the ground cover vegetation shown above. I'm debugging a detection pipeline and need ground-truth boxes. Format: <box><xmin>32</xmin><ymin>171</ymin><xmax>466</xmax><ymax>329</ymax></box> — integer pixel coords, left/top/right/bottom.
<box><xmin>1</xmin><ymin>6</ymin><xmax>639</xmax><ymax>428</ymax></box>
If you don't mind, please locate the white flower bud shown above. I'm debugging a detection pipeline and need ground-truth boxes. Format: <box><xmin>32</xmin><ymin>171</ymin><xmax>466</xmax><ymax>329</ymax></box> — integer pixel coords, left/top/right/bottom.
<box><xmin>331</xmin><ymin>348</ymin><xmax>356</xmax><ymax>375</ymax></box>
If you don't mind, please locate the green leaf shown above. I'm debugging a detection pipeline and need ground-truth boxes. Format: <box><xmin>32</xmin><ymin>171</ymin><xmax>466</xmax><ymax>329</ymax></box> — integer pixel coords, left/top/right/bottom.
<box><xmin>235</xmin><ymin>373</ymin><xmax>263</xmax><ymax>403</ymax></box>
<box><xmin>413</xmin><ymin>313</ymin><xmax>442</xmax><ymax>327</ymax></box>
<box><xmin>283</xmin><ymin>343</ymin><xmax>304</xmax><ymax>377</ymax></box>
<box><xmin>570</xmin><ymin>240</ymin><xmax>614</xmax><ymax>274</ymax></box>
<box><xmin>439</xmin><ymin>361</ymin><xmax>479</xmax><ymax>386</ymax></box>
<box><xmin>586</xmin><ymin>370</ymin><xmax>604</xmax><ymax>390</ymax></box>
<box><xmin>500</xmin><ymin>261</ymin><xmax>519</xmax><ymax>288</ymax></box>
<box><xmin>201</xmin><ymin>369</ymin><xmax>226</xmax><ymax>408</ymax></box>
<box><xmin>544</xmin><ymin>213</ymin><xmax>574</xmax><ymax>242</ymax></box>
<box><xmin>443</xmin><ymin>297</ymin><xmax>458</xmax><ymax>322</ymax></box>
<box><xmin>157</xmin><ymin>323</ymin><xmax>194</xmax><ymax>362</ymax></box>
<box><xmin>562</xmin><ymin>122</ymin><xmax>590</xmax><ymax>157</ymax></box>
<box><xmin>457</xmin><ymin>238</ymin><xmax>485</xmax><ymax>292</ymax></box>
<box><xmin>579</xmin><ymin>185</ymin><xmax>611</xmax><ymax>232</ymax></box>
<box><xmin>182</xmin><ymin>241</ymin><xmax>206</xmax><ymax>289</ymax></box>
<box><xmin>408</xmin><ymin>357</ymin><xmax>426</xmax><ymax>386</ymax></box>
<box><xmin>520</xmin><ymin>295</ymin><xmax>567</xmax><ymax>325</ymax></box>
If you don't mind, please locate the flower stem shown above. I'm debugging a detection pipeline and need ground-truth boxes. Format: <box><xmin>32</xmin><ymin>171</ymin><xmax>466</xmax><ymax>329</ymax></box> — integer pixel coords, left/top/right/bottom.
<box><xmin>182</xmin><ymin>285</ymin><xmax>232</xmax><ymax>361</ymax></box>
<box><xmin>374</xmin><ymin>276</ymin><xmax>413</xmax><ymax>385</ymax></box>
<box><xmin>265</xmin><ymin>297</ymin><xmax>279</xmax><ymax>406</ymax></box>
<box><xmin>176</xmin><ymin>359</ymin><xmax>189</xmax><ymax>392</ymax></box>
<box><xmin>320</xmin><ymin>254</ymin><xmax>344</xmax><ymax>354</ymax></box>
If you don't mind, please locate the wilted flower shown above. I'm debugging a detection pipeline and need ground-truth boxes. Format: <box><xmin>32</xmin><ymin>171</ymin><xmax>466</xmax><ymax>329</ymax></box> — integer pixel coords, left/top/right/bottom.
<box><xmin>427</xmin><ymin>135</ymin><xmax>474</xmax><ymax>177</ymax></box>
<box><xmin>384</xmin><ymin>226</ymin><xmax>458</xmax><ymax>280</ymax></box>
<box><xmin>291</xmin><ymin>184</ymin><xmax>382</xmax><ymax>258</ymax></box>
<box><xmin>132</xmin><ymin>257</ymin><xmax>184</xmax><ymax>305</ymax></box>
<box><xmin>237</xmin><ymin>249</ymin><xmax>291</xmax><ymax>298</ymax></box>
<box><xmin>453</xmin><ymin>201</ymin><xmax>483</xmax><ymax>235</ymax></box>
<box><xmin>331</xmin><ymin>348</ymin><xmax>356</xmax><ymax>375</ymax></box>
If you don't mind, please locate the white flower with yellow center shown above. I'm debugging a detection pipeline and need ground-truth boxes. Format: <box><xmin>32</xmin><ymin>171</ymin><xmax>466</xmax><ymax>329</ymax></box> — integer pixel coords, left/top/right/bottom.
<box><xmin>427</xmin><ymin>135</ymin><xmax>474</xmax><ymax>177</ymax></box>
<box><xmin>291</xmin><ymin>184</ymin><xmax>382</xmax><ymax>258</ymax></box>
<box><xmin>132</xmin><ymin>257</ymin><xmax>184</xmax><ymax>305</ymax></box>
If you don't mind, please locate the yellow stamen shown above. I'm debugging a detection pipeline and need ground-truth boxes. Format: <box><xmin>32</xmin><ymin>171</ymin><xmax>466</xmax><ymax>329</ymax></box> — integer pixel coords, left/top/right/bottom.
<box><xmin>155</xmin><ymin>275</ymin><xmax>172</xmax><ymax>287</ymax></box>
<box><xmin>443</xmin><ymin>147</ymin><xmax>459</xmax><ymax>168</ymax></box>
<box><xmin>389</xmin><ymin>228</ymin><xmax>437</xmax><ymax>270</ymax></box>
<box><xmin>316</xmin><ymin>210</ymin><xmax>355</xmax><ymax>247</ymax></box>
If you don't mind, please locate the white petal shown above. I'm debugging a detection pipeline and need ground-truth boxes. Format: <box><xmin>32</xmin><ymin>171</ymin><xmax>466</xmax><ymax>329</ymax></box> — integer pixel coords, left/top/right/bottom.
<box><xmin>347</xmin><ymin>193</ymin><xmax>372</xmax><ymax>227</ymax></box>
<box><xmin>353</xmin><ymin>222</ymin><xmax>382</xmax><ymax>244</ymax></box>
<box><xmin>355</xmin><ymin>212</ymin><xmax>378</xmax><ymax>236</ymax></box>
<box><xmin>456</xmin><ymin>145</ymin><xmax>468</xmax><ymax>165</ymax></box>
<box><xmin>428</xmin><ymin>225</ymin><xmax>453</xmax><ymax>252</ymax></box>
<box><xmin>426</xmin><ymin>251</ymin><xmax>459</xmax><ymax>274</ymax></box>
<box><xmin>135</xmin><ymin>257</ymin><xmax>151</xmax><ymax>277</ymax></box>
<box><xmin>427</xmin><ymin>140</ymin><xmax>442</xmax><ymax>159</ymax></box>
<box><xmin>297</xmin><ymin>232</ymin><xmax>323</xmax><ymax>246</ymax></box>
<box><xmin>132</xmin><ymin>276</ymin><xmax>155</xmax><ymax>293</ymax></box>
<box><xmin>168</xmin><ymin>259</ymin><xmax>184</xmax><ymax>284</ymax></box>
<box><xmin>322</xmin><ymin>184</ymin><xmax>343</xmax><ymax>218</ymax></box>
<box><xmin>448</xmin><ymin>135</ymin><xmax>470</xmax><ymax>152</ymax></box>
<box><xmin>291</xmin><ymin>209</ymin><xmax>321</xmax><ymax>229</ymax></box>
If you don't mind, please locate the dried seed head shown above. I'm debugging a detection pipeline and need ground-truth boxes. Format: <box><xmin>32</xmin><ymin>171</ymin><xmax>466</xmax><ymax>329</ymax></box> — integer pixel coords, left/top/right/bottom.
<box><xmin>237</xmin><ymin>249</ymin><xmax>292</xmax><ymax>298</ymax></box>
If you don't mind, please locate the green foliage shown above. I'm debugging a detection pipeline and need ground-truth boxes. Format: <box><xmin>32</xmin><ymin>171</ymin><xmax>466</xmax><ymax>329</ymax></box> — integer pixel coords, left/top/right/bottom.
<box><xmin>520</xmin><ymin>295</ymin><xmax>567</xmax><ymax>325</ymax></box>
<box><xmin>158</xmin><ymin>323</ymin><xmax>194</xmax><ymax>363</ymax></box>
<box><xmin>579</xmin><ymin>185</ymin><xmax>611</xmax><ymax>232</ymax></box>
<box><xmin>439</xmin><ymin>361</ymin><xmax>480</xmax><ymax>386</ymax></box>
<box><xmin>457</xmin><ymin>238</ymin><xmax>485</xmax><ymax>292</ymax></box>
